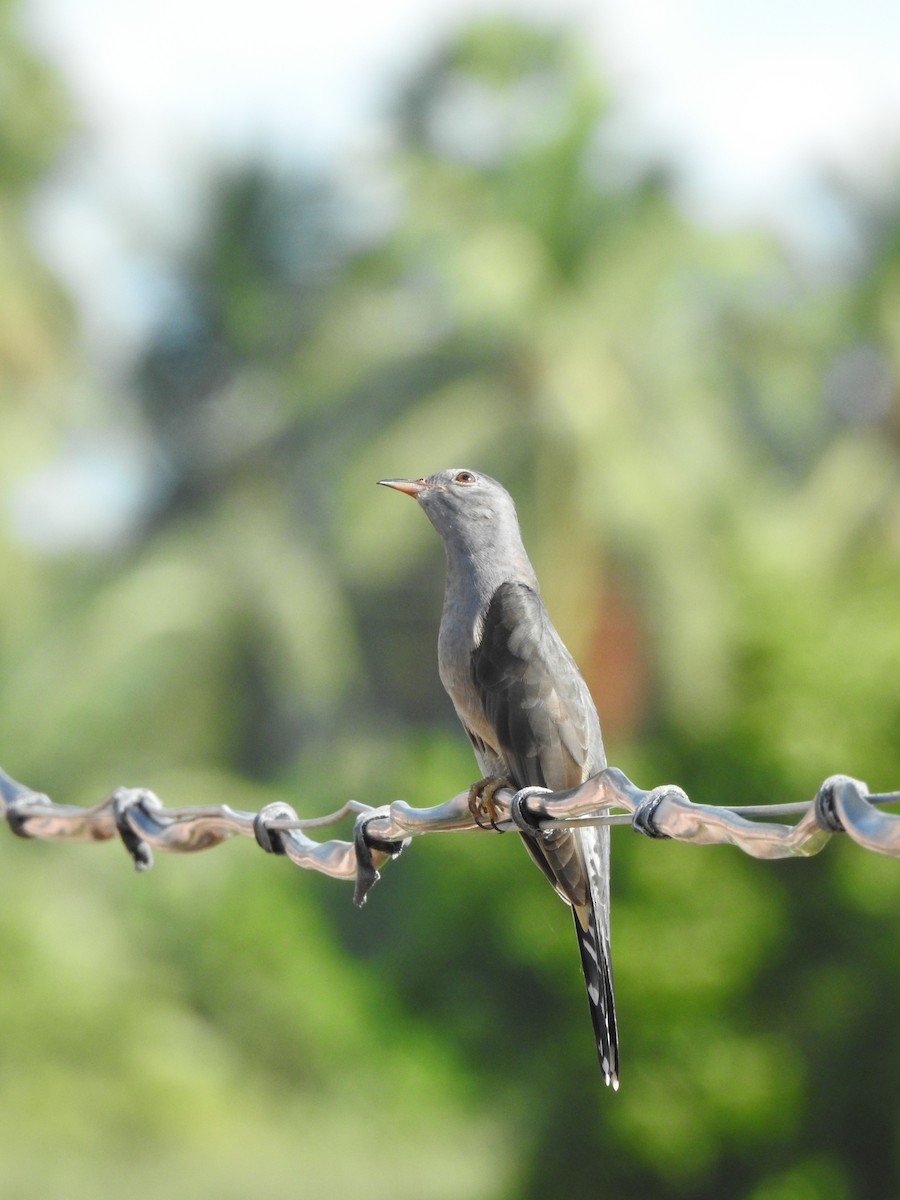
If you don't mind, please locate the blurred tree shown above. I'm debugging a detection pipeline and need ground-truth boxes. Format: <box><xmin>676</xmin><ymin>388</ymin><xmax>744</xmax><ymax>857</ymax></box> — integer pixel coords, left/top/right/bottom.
<box><xmin>1</xmin><ymin>9</ymin><xmax>899</xmax><ymax>1200</ymax></box>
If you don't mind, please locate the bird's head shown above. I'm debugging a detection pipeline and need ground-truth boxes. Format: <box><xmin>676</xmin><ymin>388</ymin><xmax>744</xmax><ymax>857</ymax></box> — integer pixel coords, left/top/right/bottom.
<box><xmin>378</xmin><ymin>468</ymin><xmax>531</xmax><ymax>574</ymax></box>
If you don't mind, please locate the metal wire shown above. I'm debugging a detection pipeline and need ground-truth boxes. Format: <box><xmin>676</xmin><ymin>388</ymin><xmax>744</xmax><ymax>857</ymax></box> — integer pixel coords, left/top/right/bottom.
<box><xmin>1</xmin><ymin>763</ymin><xmax>897</xmax><ymax>905</ymax></box>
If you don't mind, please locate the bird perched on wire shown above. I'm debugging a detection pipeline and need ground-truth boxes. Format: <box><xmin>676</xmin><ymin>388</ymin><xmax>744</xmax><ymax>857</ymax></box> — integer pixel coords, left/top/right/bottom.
<box><xmin>379</xmin><ymin>468</ymin><xmax>618</xmax><ymax>1088</ymax></box>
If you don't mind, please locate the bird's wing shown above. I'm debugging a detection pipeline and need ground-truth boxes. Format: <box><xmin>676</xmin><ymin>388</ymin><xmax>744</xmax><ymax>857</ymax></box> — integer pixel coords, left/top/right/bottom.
<box><xmin>471</xmin><ymin>580</ymin><xmax>605</xmax><ymax>908</ymax></box>
<box><xmin>472</xmin><ymin>581</ymin><xmax>604</xmax><ymax>791</ymax></box>
<box><xmin>472</xmin><ymin>580</ymin><xmax>618</xmax><ymax>1086</ymax></box>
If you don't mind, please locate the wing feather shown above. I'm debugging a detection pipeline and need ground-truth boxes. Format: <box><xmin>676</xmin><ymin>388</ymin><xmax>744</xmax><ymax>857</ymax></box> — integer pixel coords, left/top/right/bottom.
<box><xmin>471</xmin><ymin>581</ymin><xmax>604</xmax><ymax>790</ymax></box>
<box><xmin>471</xmin><ymin>580</ymin><xmax>618</xmax><ymax>1085</ymax></box>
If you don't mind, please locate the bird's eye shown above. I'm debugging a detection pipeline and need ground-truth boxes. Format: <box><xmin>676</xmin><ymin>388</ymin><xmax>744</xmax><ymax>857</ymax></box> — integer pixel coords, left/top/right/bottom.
<box><xmin>454</xmin><ymin>471</ymin><xmax>476</xmax><ymax>485</ymax></box>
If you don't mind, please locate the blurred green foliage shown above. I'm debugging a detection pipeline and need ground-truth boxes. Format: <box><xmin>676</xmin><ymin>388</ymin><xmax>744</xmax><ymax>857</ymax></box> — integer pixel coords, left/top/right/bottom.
<box><xmin>1</xmin><ymin>6</ymin><xmax>899</xmax><ymax>1199</ymax></box>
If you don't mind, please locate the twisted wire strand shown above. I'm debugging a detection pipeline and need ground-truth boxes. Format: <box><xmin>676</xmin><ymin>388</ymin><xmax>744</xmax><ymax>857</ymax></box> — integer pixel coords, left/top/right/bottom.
<box><xmin>2</xmin><ymin>765</ymin><xmax>897</xmax><ymax>905</ymax></box>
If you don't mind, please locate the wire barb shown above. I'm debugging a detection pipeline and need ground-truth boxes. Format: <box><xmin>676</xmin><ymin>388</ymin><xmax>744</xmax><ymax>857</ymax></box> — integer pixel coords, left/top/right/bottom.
<box><xmin>631</xmin><ymin>787</ymin><xmax>679</xmax><ymax>839</ymax></box>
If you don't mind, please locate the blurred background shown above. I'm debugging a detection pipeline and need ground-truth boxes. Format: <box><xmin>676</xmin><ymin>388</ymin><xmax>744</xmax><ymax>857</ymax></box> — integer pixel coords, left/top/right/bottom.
<box><xmin>2</xmin><ymin>0</ymin><xmax>900</xmax><ymax>1196</ymax></box>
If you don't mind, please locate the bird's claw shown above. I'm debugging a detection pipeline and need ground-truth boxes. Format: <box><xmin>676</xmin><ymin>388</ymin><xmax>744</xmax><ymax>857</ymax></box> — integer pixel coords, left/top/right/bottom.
<box><xmin>467</xmin><ymin>775</ymin><xmax>512</xmax><ymax>831</ymax></box>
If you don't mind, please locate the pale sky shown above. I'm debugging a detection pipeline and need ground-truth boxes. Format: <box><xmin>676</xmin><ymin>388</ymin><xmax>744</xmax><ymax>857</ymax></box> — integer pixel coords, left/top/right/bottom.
<box><xmin>21</xmin><ymin>0</ymin><xmax>900</xmax><ymax>359</ymax></box>
<box><xmin>13</xmin><ymin>0</ymin><xmax>900</xmax><ymax>550</ymax></box>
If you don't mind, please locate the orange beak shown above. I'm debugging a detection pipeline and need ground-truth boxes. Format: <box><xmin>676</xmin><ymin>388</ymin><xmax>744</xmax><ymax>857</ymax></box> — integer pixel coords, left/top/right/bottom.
<box><xmin>378</xmin><ymin>477</ymin><xmax>426</xmax><ymax>498</ymax></box>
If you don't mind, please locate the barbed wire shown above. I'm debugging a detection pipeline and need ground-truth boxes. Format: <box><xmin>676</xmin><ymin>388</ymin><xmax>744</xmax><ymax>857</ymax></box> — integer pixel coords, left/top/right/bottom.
<box><xmin>2</xmin><ymin>763</ymin><xmax>898</xmax><ymax>906</ymax></box>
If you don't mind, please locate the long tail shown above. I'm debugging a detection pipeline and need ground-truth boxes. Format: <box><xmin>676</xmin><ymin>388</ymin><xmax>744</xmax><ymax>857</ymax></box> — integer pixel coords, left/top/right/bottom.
<box><xmin>572</xmin><ymin>906</ymin><xmax>619</xmax><ymax>1089</ymax></box>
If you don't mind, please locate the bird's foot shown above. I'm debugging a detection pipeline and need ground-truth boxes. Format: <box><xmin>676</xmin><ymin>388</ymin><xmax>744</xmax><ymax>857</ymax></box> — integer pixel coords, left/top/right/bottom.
<box><xmin>467</xmin><ymin>775</ymin><xmax>512</xmax><ymax>830</ymax></box>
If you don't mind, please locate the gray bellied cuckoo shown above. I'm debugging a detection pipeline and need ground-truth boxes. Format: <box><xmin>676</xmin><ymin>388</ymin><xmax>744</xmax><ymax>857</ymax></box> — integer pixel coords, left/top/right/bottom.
<box><xmin>379</xmin><ymin>467</ymin><xmax>619</xmax><ymax>1087</ymax></box>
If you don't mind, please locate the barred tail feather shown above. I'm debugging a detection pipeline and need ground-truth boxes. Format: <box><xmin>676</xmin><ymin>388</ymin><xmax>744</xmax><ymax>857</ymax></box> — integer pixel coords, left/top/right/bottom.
<box><xmin>572</xmin><ymin>908</ymin><xmax>619</xmax><ymax>1089</ymax></box>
